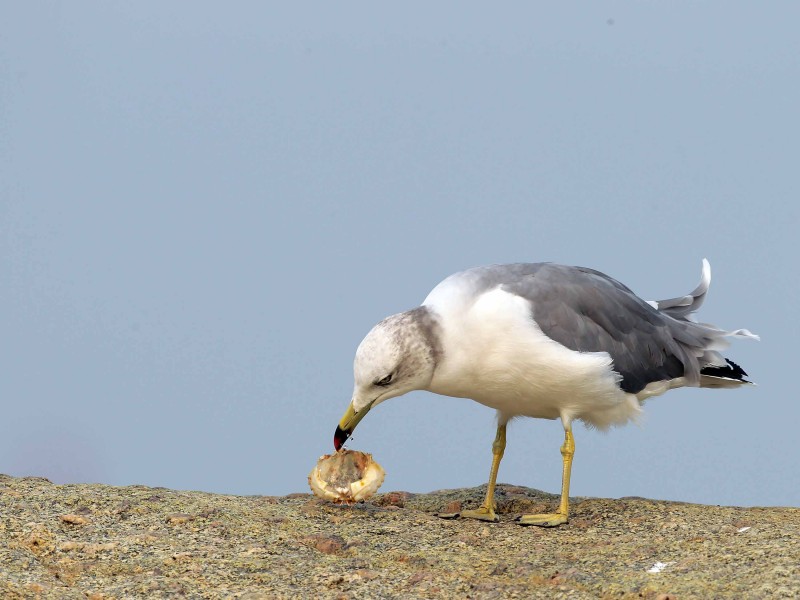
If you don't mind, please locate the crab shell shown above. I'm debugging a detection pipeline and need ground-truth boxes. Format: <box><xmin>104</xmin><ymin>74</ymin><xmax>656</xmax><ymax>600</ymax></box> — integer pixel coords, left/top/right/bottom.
<box><xmin>308</xmin><ymin>449</ymin><xmax>386</xmax><ymax>504</ymax></box>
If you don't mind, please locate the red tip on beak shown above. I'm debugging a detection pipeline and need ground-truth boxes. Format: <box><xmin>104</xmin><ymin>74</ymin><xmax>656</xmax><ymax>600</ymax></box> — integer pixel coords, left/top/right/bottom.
<box><xmin>334</xmin><ymin>425</ymin><xmax>350</xmax><ymax>451</ymax></box>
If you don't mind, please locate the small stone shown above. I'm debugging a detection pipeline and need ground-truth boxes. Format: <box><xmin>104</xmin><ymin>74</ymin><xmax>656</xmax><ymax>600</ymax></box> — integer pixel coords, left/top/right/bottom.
<box><xmin>408</xmin><ymin>571</ymin><xmax>433</xmax><ymax>585</ymax></box>
<box><xmin>456</xmin><ymin>533</ymin><xmax>479</xmax><ymax>545</ymax></box>
<box><xmin>354</xmin><ymin>569</ymin><xmax>380</xmax><ymax>580</ymax></box>
<box><xmin>115</xmin><ymin>500</ymin><xmax>132</xmax><ymax>515</ymax></box>
<box><xmin>60</xmin><ymin>514</ymin><xmax>90</xmax><ymax>526</ymax></box>
<box><xmin>168</xmin><ymin>552</ymin><xmax>193</xmax><ymax>563</ymax></box>
<box><xmin>87</xmin><ymin>542</ymin><xmax>118</xmax><ymax>554</ymax></box>
<box><xmin>59</xmin><ymin>541</ymin><xmax>83</xmax><ymax>552</ymax></box>
<box><xmin>134</xmin><ymin>532</ymin><xmax>161</xmax><ymax>544</ymax></box>
<box><xmin>324</xmin><ymin>574</ymin><xmax>345</xmax><ymax>587</ymax></box>
<box><xmin>373</xmin><ymin>491</ymin><xmax>411</xmax><ymax>507</ymax></box>
<box><xmin>165</xmin><ymin>513</ymin><xmax>195</xmax><ymax>524</ymax></box>
<box><xmin>442</xmin><ymin>500</ymin><xmax>462</xmax><ymax>514</ymax></box>
<box><xmin>303</xmin><ymin>534</ymin><xmax>347</xmax><ymax>555</ymax></box>
<box><xmin>550</xmin><ymin>568</ymin><xmax>579</xmax><ymax>584</ymax></box>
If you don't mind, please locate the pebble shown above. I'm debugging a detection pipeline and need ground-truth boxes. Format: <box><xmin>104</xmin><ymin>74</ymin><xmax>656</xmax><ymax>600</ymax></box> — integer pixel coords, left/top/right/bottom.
<box><xmin>60</xmin><ymin>514</ymin><xmax>91</xmax><ymax>526</ymax></box>
<box><xmin>304</xmin><ymin>534</ymin><xmax>347</xmax><ymax>555</ymax></box>
<box><xmin>165</xmin><ymin>513</ymin><xmax>195</xmax><ymax>524</ymax></box>
<box><xmin>408</xmin><ymin>571</ymin><xmax>433</xmax><ymax>585</ymax></box>
<box><xmin>373</xmin><ymin>491</ymin><xmax>411</xmax><ymax>507</ymax></box>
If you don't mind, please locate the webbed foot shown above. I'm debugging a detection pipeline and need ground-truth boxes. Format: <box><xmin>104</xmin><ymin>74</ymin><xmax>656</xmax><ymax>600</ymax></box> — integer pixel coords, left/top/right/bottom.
<box><xmin>460</xmin><ymin>505</ymin><xmax>499</xmax><ymax>523</ymax></box>
<box><xmin>516</xmin><ymin>512</ymin><xmax>568</xmax><ymax>527</ymax></box>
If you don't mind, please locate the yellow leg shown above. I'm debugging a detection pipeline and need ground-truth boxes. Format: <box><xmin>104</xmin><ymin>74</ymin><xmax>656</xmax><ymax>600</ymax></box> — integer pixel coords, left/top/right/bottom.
<box><xmin>518</xmin><ymin>424</ymin><xmax>574</xmax><ymax>527</ymax></box>
<box><xmin>461</xmin><ymin>422</ymin><xmax>507</xmax><ymax>523</ymax></box>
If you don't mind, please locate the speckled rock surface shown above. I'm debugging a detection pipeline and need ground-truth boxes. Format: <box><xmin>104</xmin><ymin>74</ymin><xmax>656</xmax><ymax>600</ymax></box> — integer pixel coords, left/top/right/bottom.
<box><xmin>1</xmin><ymin>474</ymin><xmax>797</xmax><ymax>599</ymax></box>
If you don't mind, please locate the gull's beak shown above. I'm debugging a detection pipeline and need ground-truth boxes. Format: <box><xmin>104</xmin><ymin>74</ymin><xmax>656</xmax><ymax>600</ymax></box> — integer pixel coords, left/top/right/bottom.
<box><xmin>334</xmin><ymin>403</ymin><xmax>371</xmax><ymax>451</ymax></box>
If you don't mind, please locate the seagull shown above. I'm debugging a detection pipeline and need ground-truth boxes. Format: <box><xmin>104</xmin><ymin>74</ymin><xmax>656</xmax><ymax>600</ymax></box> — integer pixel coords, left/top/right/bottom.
<box><xmin>333</xmin><ymin>260</ymin><xmax>758</xmax><ymax>526</ymax></box>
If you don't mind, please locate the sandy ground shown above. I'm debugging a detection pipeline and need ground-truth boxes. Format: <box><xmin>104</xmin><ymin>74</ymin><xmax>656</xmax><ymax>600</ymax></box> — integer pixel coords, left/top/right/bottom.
<box><xmin>1</xmin><ymin>474</ymin><xmax>797</xmax><ymax>599</ymax></box>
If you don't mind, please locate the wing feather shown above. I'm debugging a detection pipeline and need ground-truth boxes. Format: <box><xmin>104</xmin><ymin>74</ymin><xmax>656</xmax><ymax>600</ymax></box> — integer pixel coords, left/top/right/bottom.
<box><xmin>501</xmin><ymin>264</ymin><xmax>705</xmax><ymax>394</ymax></box>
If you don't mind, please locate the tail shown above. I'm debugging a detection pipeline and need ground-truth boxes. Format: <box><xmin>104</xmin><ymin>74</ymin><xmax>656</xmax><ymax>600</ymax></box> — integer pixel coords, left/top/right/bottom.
<box><xmin>652</xmin><ymin>259</ymin><xmax>759</xmax><ymax>387</ymax></box>
<box><xmin>651</xmin><ymin>258</ymin><xmax>712</xmax><ymax>320</ymax></box>
<box><xmin>700</xmin><ymin>358</ymin><xmax>752</xmax><ymax>388</ymax></box>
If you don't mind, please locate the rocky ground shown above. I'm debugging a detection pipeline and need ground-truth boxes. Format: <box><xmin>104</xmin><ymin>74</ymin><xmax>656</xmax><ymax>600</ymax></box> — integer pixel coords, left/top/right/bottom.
<box><xmin>0</xmin><ymin>474</ymin><xmax>797</xmax><ymax>599</ymax></box>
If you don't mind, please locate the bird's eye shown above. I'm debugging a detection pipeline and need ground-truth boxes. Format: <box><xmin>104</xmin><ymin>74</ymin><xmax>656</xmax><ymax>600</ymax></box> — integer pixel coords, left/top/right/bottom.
<box><xmin>375</xmin><ymin>374</ymin><xmax>394</xmax><ymax>387</ymax></box>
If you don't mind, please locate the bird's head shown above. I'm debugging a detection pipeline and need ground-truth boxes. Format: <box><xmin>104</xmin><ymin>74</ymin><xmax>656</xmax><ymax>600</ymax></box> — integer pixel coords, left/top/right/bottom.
<box><xmin>334</xmin><ymin>307</ymin><xmax>441</xmax><ymax>450</ymax></box>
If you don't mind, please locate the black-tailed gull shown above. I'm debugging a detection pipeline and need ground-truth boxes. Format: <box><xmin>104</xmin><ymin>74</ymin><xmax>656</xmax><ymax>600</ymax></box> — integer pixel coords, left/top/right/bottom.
<box><xmin>333</xmin><ymin>260</ymin><xmax>758</xmax><ymax>526</ymax></box>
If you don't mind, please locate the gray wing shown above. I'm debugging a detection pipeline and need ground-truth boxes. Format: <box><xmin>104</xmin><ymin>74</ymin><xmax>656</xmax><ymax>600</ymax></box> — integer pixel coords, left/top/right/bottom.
<box><xmin>498</xmin><ymin>263</ymin><xmax>716</xmax><ymax>394</ymax></box>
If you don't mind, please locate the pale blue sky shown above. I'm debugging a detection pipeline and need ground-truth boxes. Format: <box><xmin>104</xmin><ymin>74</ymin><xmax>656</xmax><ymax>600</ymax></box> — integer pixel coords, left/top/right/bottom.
<box><xmin>2</xmin><ymin>3</ymin><xmax>797</xmax><ymax>506</ymax></box>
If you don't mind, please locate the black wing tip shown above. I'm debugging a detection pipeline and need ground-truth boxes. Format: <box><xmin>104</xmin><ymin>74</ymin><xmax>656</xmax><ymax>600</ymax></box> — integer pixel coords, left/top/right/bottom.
<box><xmin>701</xmin><ymin>358</ymin><xmax>750</xmax><ymax>382</ymax></box>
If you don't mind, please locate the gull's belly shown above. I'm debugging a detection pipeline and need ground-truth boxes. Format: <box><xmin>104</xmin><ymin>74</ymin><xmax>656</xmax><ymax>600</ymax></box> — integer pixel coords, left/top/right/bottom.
<box><xmin>430</xmin><ymin>357</ymin><xmax>601</xmax><ymax>420</ymax></box>
<box><xmin>467</xmin><ymin>380</ymin><xmax>569</xmax><ymax>420</ymax></box>
<box><xmin>427</xmin><ymin>287</ymin><xmax>632</xmax><ymax>425</ymax></box>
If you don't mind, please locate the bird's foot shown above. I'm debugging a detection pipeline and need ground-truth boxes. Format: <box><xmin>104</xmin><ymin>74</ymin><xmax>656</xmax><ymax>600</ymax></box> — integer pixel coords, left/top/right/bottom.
<box><xmin>460</xmin><ymin>505</ymin><xmax>499</xmax><ymax>523</ymax></box>
<box><xmin>516</xmin><ymin>512</ymin><xmax>568</xmax><ymax>527</ymax></box>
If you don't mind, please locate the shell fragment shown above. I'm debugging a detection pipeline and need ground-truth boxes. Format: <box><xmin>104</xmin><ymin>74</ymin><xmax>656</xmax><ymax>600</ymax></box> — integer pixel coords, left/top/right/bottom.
<box><xmin>308</xmin><ymin>449</ymin><xmax>385</xmax><ymax>503</ymax></box>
